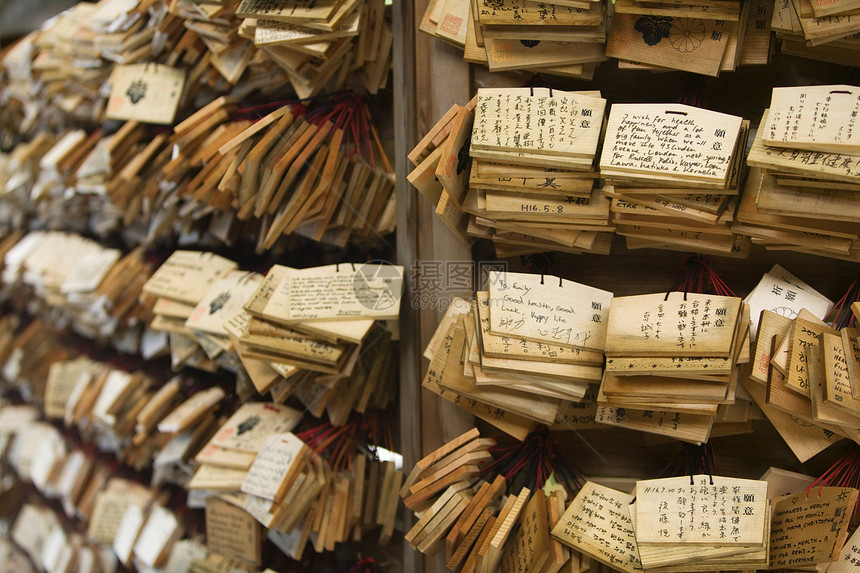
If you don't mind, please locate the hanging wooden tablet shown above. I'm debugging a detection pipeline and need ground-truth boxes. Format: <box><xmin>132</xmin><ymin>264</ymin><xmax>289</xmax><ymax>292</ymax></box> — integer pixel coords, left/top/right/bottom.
<box><xmin>600</xmin><ymin>103</ymin><xmax>743</xmax><ymax>187</ymax></box>
<box><xmin>829</xmin><ymin>524</ymin><xmax>860</xmax><ymax>572</ymax></box>
<box><xmin>261</xmin><ymin>263</ymin><xmax>403</xmax><ymax>322</ymax></box>
<box><xmin>500</xmin><ymin>490</ymin><xmax>549</xmax><ymax>573</ymax></box>
<box><xmin>762</xmin><ymin>84</ymin><xmax>860</xmax><ymax>154</ymax></box>
<box><xmin>635</xmin><ymin>475</ymin><xmax>768</xmax><ymax>545</ymax></box>
<box><xmin>605</xmin><ymin>292</ymin><xmax>741</xmax><ymax>357</ymax></box>
<box><xmin>471</xmin><ymin>88</ymin><xmax>606</xmax><ymax>170</ymax></box>
<box><xmin>142</xmin><ymin>251</ymin><xmax>238</xmax><ymax>306</ymax></box>
<box><xmin>205</xmin><ymin>496</ymin><xmax>262</xmax><ymax>567</ymax></box>
<box><xmin>606</xmin><ymin>13</ymin><xmax>735</xmax><ymax>76</ymax></box>
<box><xmin>106</xmin><ymin>63</ymin><xmax>186</xmax><ymax>125</ymax></box>
<box><xmin>551</xmin><ymin>481</ymin><xmax>644</xmax><ymax>573</ymax></box>
<box><xmin>486</xmin><ymin>271</ymin><xmax>612</xmax><ymax>351</ymax></box>
<box><xmin>768</xmin><ymin>486</ymin><xmax>858</xmax><ymax>569</ymax></box>
<box><xmin>748</xmin><ymin>109</ymin><xmax>860</xmax><ymax>184</ymax></box>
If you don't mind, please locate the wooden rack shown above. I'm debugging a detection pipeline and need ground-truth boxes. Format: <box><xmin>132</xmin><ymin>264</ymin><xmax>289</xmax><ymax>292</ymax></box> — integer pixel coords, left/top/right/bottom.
<box><xmin>392</xmin><ymin>2</ymin><xmax>860</xmax><ymax>572</ymax></box>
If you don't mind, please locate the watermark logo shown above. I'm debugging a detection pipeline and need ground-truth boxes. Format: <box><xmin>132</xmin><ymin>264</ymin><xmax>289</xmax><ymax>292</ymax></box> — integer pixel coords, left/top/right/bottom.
<box><xmin>352</xmin><ymin>260</ymin><xmax>403</xmax><ymax>312</ymax></box>
<box><xmin>410</xmin><ymin>260</ymin><xmax>507</xmax><ymax>310</ymax></box>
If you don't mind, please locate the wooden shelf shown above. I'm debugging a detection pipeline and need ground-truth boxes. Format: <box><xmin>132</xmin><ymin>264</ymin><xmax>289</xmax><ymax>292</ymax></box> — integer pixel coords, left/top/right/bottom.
<box><xmin>391</xmin><ymin>4</ymin><xmax>860</xmax><ymax>572</ymax></box>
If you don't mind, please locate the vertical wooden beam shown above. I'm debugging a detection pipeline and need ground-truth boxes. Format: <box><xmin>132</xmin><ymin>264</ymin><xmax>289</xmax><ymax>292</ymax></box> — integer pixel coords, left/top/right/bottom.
<box><xmin>412</xmin><ymin>12</ymin><xmax>476</xmax><ymax>439</ymax></box>
<box><xmin>411</xmin><ymin>5</ymin><xmax>477</xmax><ymax>573</ymax></box>
<box><xmin>392</xmin><ymin>1</ymin><xmax>424</xmax><ymax>572</ymax></box>
<box><xmin>395</xmin><ymin>2</ymin><xmax>476</xmax><ymax>572</ymax></box>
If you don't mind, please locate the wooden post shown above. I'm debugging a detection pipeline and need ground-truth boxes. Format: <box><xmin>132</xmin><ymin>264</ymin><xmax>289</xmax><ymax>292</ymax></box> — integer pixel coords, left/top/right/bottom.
<box><xmin>393</xmin><ymin>1</ymin><xmax>424</xmax><ymax>572</ymax></box>
<box><xmin>395</xmin><ymin>1</ymin><xmax>476</xmax><ymax>572</ymax></box>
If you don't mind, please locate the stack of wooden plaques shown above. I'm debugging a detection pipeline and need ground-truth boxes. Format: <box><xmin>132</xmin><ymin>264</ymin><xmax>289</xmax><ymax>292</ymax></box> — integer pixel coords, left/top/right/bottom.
<box><xmin>0</xmin><ymin>95</ymin><xmax>394</xmax><ymax>251</ymax></box>
<box><xmin>189</xmin><ymin>401</ymin><xmax>303</xmax><ymax>492</ymax></box>
<box><xmin>5</xmin><ymin>455</ymin><xmax>186</xmax><ymax>573</ymax></box>
<box><xmin>0</xmin><ymin>231</ymin><xmax>155</xmax><ymax>350</ymax></box>
<box><xmin>401</xmin><ymin>428</ymin><xmax>590</xmax><ymax>573</ymax></box>
<box><xmin>423</xmin><ymin>270</ymin><xmax>612</xmax><ymax>440</ymax></box>
<box><xmin>632</xmin><ymin>474</ymin><xmax>770</xmax><ymax>571</ymax></box>
<box><xmin>191</xmin><ymin>98</ymin><xmax>394</xmax><ymax>251</ymax></box>
<box><xmin>470</xmin><ymin>87</ymin><xmax>611</xmax><ymax>256</ymax></box>
<box><xmin>607</xmin><ymin>1</ymin><xmax>756</xmax><ymax>76</ymax></box>
<box><xmin>141</xmin><ymin>256</ymin><xmax>400</xmax><ymax>420</ymax></box>
<box><xmin>0</xmin><ymin>319</ymin><xmax>73</xmax><ymax>402</ymax></box>
<box><xmin>409</xmin><ymin>88</ymin><xmax>613</xmax><ymax>256</ymax></box>
<box><xmin>773</xmin><ymin>0</ymin><xmax>860</xmax><ymax>66</ymax></box>
<box><xmin>142</xmin><ymin>249</ymin><xmax>240</xmax><ymax>373</ymax></box>
<box><xmin>552</xmin><ymin>474</ymin><xmax>772</xmax><ymax>573</ymax></box>
<box><xmin>1</xmin><ymin>324</ymin><xmax>408</xmax><ymax>565</ymax></box>
<box><xmin>277</xmin><ymin>323</ymin><xmax>397</xmax><ymax>426</ymax></box>
<box><xmin>1</xmin><ymin>407</ymin><xmax>262</xmax><ymax>572</ymax></box>
<box><xmin>742</xmin><ymin>301</ymin><xmax>860</xmax><ymax>464</ymax></box>
<box><xmin>83</xmin><ymin>477</ymin><xmax>161</xmax><ymax>565</ymax></box>
<box><xmin>420</xmin><ymin>0</ymin><xmax>607</xmax><ymax>78</ymax></box>
<box><xmin>198</xmin><ymin>428</ymin><xmax>404</xmax><ymax>559</ymax></box>
<box><xmin>599</xmin><ymin>103</ymin><xmax>751</xmax><ymax>258</ymax></box>
<box><xmin>46</xmin><ymin>357</ymin><xmax>154</xmax><ymax>468</ymax></box>
<box><xmin>0</xmin><ymin>237</ymin><xmax>399</xmax><ymax>424</ymax></box>
<box><xmin>599</xmin><ymin>291</ymin><xmax>750</xmax><ymax>444</ymax></box>
<box><xmin>45</xmin><ymin>352</ymin><xmax>231</xmax><ymax>483</ymax></box>
<box><xmin>400</xmin><ymin>428</ymin><xmax>494</xmax><ymax>514</ymax></box>
<box><xmin>418</xmin><ymin>0</ymin><xmax>775</xmax><ymax>75</ymax></box>
<box><xmin>238</xmin><ymin>264</ymin><xmax>368</xmax><ymax>377</ymax></box>
<box><xmin>242</xmin><ymin>0</ymin><xmax>392</xmax><ymax>97</ymax></box>
<box><xmin>233</xmin><ymin>262</ymin><xmax>400</xmax><ymax>418</ymax></box>
<box><xmin>12</xmin><ymin>1</ymin><xmax>114</xmax><ymax>127</ymax></box>
<box><xmin>0</xmin><ymin>124</ymin><xmax>152</xmax><ymax>242</ymax></box>
<box><xmin>0</xmin><ymin>0</ymin><xmax>393</xmax><ymax>141</ymax></box>
<box><xmin>739</xmin><ymin>84</ymin><xmax>860</xmax><ymax>261</ymax></box>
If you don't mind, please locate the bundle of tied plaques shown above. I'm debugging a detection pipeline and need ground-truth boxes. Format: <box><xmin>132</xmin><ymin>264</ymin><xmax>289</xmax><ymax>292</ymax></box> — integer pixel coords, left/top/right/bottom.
<box><xmin>0</xmin><ymin>231</ymin><xmax>154</xmax><ymax>351</ymax></box>
<box><xmin>143</xmin><ymin>253</ymin><xmax>401</xmax><ymax>423</ymax></box>
<box><xmin>41</xmin><ymin>349</ymin><xmax>253</xmax><ymax>478</ymax></box>
<box><xmin>772</xmin><ymin>0</ymin><xmax>860</xmax><ymax>67</ymax></box>
<box><xmin>0</xmin><ymin>402</ymin><xmax>401</xmax><ymax>572</ymax></box>
<box><xmin>400</xmin><ymin>428</ymin><xmax>592</xmax><ymax>573</ymax></box>
<box><xmin>422</xmin><ymin>270</ymin><xmax>612</xmax><ymax>441</ymax></box>
<box><xmin>606</xmin><ymin>0</ymin><xmax>774</xmax><ymax>75</ymax></box>
<box><xmin>44</xmin><ymin>356</ymin><xmax>226</xmax><ymax>476</ymax></box>
<box><xmin>0</xmin><ymin>130</ymin><xmax>129</xmax><ymax>237</ymax></box>
<box><xmin>193</xmin><ymin>417</ymin><xmax>404</xmax><ymax>564</ymax></box>
<box><xmin>0</xmin><ymin>414</ymin><xmax>192</xmax><ymax>573</ymax></box>
<box><xmin>557</xmin><ymin>467</ymin><xmax>860</xmax><ymax>572</ymax></box>
<box><xmin>10</xmin><ymin>335</ymin><xmax>230</xmax><ymax>480</ymax></box>
<box><xmin>742</xmin><ymin>271</ymin><xmax>860</xmax><ymax>464</ymax></box>
<box><xmin>178</xmin><ymin>95</ymin><xmax>395</xmax><ymax>251</ymax></box>
<box><xmin>0</xmin><ymin>0</ymin><xmax>393</xmax><ymax>140</ymax></box>
<box><xmin>737</xmin><ymin>84</ymin><xmax>860</xmax><ymax>262</ymax></box>
<box><xmin>421</xmin><ymin>0</ymin><xmax>607</xmax><ymax>79</ymax></box>
<box><xmin>238</xmin><ymin>0</ymin><xmax>393</xmax><ymax>98</ymax></box>
<box><xmin>599</xmin><ymin>103</ymin><xmax>751</xmax><ymax>258</ymax></box>
<box><xmin>0</xmin><ymin>94</ymin><xmax>394</xmax><ymax>251</ymax></box>
<box><xmin>1</xmin><ymin>324</ymin><xmax>408</xmax><ymax>565</ymax></box>
<box><xmin>409</xmin><ymin>87</ymin><xmax>614</xmax><ymax>258</ymax></box>
<box><xmin>0</xmin><ymin>319</ymin><xmax>73</xmax><ymax>404</ymax></box>
<box><xmin>553</xmin><ymin>475</ymin><xmax>775</xmax><ymax>573</ymax></box>
<box><xmin>418</xmin><ymin>0</ymin><xmax>776</xmax><ymax>76</ymax></box>
<box><xmin>598</xmin><ymin>291</ymin><xmax>751</xmax><ymax>445</ymax></box>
